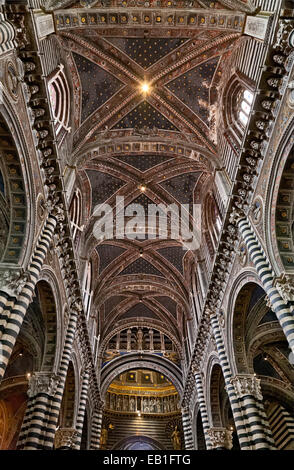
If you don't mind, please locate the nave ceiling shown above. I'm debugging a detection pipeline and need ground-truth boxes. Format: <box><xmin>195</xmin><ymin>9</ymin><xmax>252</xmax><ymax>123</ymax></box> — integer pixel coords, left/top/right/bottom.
<box><xmin>47</xmin><ymin>0</ymin><xmax>250</xmax><ymax>363</ymax></box>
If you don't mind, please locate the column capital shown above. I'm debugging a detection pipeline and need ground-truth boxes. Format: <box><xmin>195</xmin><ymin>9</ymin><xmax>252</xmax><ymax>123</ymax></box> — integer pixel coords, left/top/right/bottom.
<box><xmin>229</xmin><ymin>207</ymin><xmax>246</xmax><ymax>225</ymax></box>
<box><xmin>273</xmin><ymin>274</ymin><xmax>294</xmax><ymax>304</ymax></box>
<box><xmin>207</xmin><ymin>427</ymin><xmax>233</xmax><ymax>450</ymax></box>
<box><xmin>191</xmin><ymin>361</ymin><xmax>201</xmax><ymax>376</ymax></box>
<box><xmin>0</xmin><ymin>269</ymin><xmax>29</xmax><ymax>297</ymax></box>
<box><xmin>205</xmin><ymin>306</ymin><xmax>217</xmax><ymax>318</ymax></box>
<box><xmin>230</xmin><ymin>374</ymin><xmax>262</xmax><ymax>401</ymax></box>
<box><xmin>27</xmin><ymin>372</ymin><xmax>61</xmax><ymax>398</ymax></box>
<box><xmin>93</xmin><ymin>396</ymin><xmax>104</xmax><ymax>412</ymax></box>
<box><xmin>80</xmin><ymin>364</ymin><xmax>91</xmax><ymax>378</ymax></box>
<box><xmin>45</xmin><ymin>200</ymin><xmax>65</xmax><ymax>222</ymax></box>
<box><xmin>181</xmin><ymin>405</ymin><xmax>191</xmax><ymax>415</ymax></box>
<box><xmin>71</xmin><ymin>299</ymin><xmax>83</xmax><ymax>314</ymax></box>
<box><xmin>54</xmin><ymin>428</ymin><xmax>78</xmax><ymax>449</ymax></box>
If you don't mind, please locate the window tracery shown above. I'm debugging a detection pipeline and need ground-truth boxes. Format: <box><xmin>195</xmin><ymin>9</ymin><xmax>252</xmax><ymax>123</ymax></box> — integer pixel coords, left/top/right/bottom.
<box><xmin>48</xmin><ymin>64</ymin><xmax>71</xmax><ymax>139</ymax></box>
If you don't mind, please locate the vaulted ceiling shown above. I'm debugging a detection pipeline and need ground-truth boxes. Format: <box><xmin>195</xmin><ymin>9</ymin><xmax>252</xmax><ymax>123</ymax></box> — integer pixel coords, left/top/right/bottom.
<box><xmin>52</xmin><ymin>1</ymin><xmax>248</xmax><ymax>360</ymax></box>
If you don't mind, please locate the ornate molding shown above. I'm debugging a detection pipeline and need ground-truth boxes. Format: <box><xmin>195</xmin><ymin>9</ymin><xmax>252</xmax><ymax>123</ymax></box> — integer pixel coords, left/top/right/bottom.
<box><xmin>27</xmin><ymin>372</ymin><xmax>61</xmax><ymax>398</ymax></box>
<box><xmin>207</xmin><ymin>427</ymin><xmax>233</xmax><ymax>450</ymax></box>
<box><xmin>273</xmin><ymin>274</ymin><xmax>294</xmax><ymax>304</ymax></box>
<box><xmin>230</xmin><ymin>374</ymin><xmax>263</xmax><ymax>401</ymax></box>
<box><xmin>54</xmin><ymin>8</ymin><xmax>245</xmax><ymax>34</ymax></box>
<box><xmin>0</xmin><ymin>269</ymin><xmax>29</xmax><ymax>297</ymax></box>
<box><xmin>54</xmin><ymin>428</ymin><xmax>78</xmax><ymax>449</ymax></box>
<box><xmin>273</xmin><ymin>20</ymin><xmax>294</xmax><ymax>56</ymax></box>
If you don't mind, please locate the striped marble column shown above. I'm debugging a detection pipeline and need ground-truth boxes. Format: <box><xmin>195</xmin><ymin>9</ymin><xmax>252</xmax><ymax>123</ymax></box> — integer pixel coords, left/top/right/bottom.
<box><xmin>73</xmin><ymin>369</ymin><xmax>90</xmax><ymax>450</ymax></box>
<box><xmin>237</xmin><ymin>215</ymin><xmax>294</xmax><ymax>355</ymax></box>
<box><xmin>0</xmin><ymin>214</ymin><xmax>57</xmax><ymax>381</ymax></box>
<box><xmin>18</xmin><ymin>302</ymin><xmax>81</xmax><ymax>449</ymax></box>
<box><xmin>209</xmin><ymin>311</ymin><xmax>252</xmax><ymax>449</ymax></box>
<box><xmin>90</xmin><ymin>407</ymin><xmax>103</xmax><ymax>450</ymax></box>
<box><xmin>193</xmin><ymin>370</ymin><xmax>212</xmax><ymax>449</ymax></box>
<box><xmin>207</xmin><ymin>427</ymin><xmax>233</xmax><ymax>450</ymax></box>
<box><xmin>181</xmin><ymin>406</ymin><xmax>194</xmax><ymax>450</ymax></box>
<box><xmin>42</xmin><ymin>303</ymin><xmax>82</xmax><ymax>449</ymax></box>
<box><xmin>230</xmin><ymin>374</ymin><xmax>275</xmax><ymax>449</ymax></box>
<box><xmin>210</xmin><ymin>311</ymin><xmax>273</xmax><ymax>449</ymax></box>
<box><xmin>17</xmin><ymin>372</ymin><xmax>60</xmax><ymax>449</ymax></box>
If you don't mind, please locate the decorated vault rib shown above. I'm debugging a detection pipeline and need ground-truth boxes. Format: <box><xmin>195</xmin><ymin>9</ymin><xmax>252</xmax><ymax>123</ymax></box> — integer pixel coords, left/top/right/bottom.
<box><xmin>5</xmin><ymin>5</ymin><xmax>103</xmax><ymax>410</ymax></box>
<box><xmin>182</xmin><ymin>12</ymin><xmax>292</xmax><ymax>406</ymax></box>
<box><xmin>64</xmin><ymin>29</ymin><xmax>239</xmax><ymax>156</ymax></box>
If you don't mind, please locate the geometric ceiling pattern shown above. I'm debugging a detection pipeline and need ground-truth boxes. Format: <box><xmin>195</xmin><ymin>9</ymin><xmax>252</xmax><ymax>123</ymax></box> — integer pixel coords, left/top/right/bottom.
<box><xmin>119</xmin><ymin>258</ymin><xmax>164</xmax><ymax>277</ymax></box>
<box><xmin>107</xmin><ymin>37</ymin><xmax>189</xmax><ymax>69</ymax></box>
<box><xmin>104</xmin><ymin>295</ymin><xmax>126</xmax><ymax>318</ymax></box>
<box><xmin>120</xmin><ymin>304</ymin><xmax>159</xmax><ymax>321</ymax></box>
<box><xmin>165</xmin><ymin>56</ymin><xmax>220</xmax><ymax>126</ymax></box>
<box><xmin>113</xmin><ymin>101</ymin><xmax>179</xmax><ymax>131</ymax></box>
<box><xmin>86</xmin><ymin>170</ymin><xmax>126</xmax><ymax>208</ymax></box>
<box><xmin>128</xmin><ymin>193</ymin><xmax>157</xmax><ymax>212</ymax></box>
<box><xmin>159</xmin><ymin>172</ymin><xmax>201</xmax><ymax>204</ymax></box>
<box><xmin>72</xmin><ymin>52</ymin><xmax>123</xmax><ymax>122</ymax></box>
<box><xmin>156</xmin><ymin>296</ymin><xmax>178</xmax><ymax>319</ymax></box>
<box><xmin>96</xmin><ymin>244</ymin><xmax>126</xmax><ymax>274</ymax></box>
<box><xmin>157</xmin><ymin>246</ymin><xmax>185</xmax><ymax>275</ymax></box>
<box><xmin>60</xmin><ymin>9</ymin><xmax>241</xmax><ymax>358</ymax></box>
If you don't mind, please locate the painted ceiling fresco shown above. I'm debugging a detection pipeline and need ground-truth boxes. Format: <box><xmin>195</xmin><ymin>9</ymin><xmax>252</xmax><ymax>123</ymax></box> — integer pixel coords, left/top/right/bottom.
<box><xmin>58</xmin><ymin>3</ymin><xmax>241</xmax><ymax>346</ymax></box>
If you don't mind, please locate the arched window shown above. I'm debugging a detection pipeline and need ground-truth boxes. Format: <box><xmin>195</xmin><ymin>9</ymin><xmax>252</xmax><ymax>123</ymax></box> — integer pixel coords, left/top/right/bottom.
<box><xmin>83</xmin><ymin>260</ymin><xmax>92</xmax><ymax>321</ymax></box>
<box><xmin>223</xmin><ymin>73</ymin><xmax>255</xmax><ymax>154</ymax></box>
<box><xmin>48</xmin><ymin>64</ymin><xmax>71</xmax><ymax>138</ymax></box>
<box><xmin>238</xmin><ymin>89</ymin><xmax>254</xmax><ymax>127</ymax></box>
<box><xmin>204</xmin><ymin>192</ymin><xmax>221</xmax><ymax>253</ymax></box>
<box><xmin>69</xmin><ymin>189</ymin><xmax>83</xmax><ymax>246</ymax></box>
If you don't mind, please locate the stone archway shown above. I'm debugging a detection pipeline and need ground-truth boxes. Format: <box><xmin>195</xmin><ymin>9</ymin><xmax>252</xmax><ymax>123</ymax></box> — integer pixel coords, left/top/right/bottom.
<box><xmin>113</xmin><ymin>435</ymin><xmax>164</xmax><ymax>451</ymax></box>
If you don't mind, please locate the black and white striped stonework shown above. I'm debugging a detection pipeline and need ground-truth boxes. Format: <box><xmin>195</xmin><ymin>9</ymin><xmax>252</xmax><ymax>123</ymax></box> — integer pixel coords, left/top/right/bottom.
<box><xmin>210</xmin><ymin>313</ymin><xmax>257</xmax><ymax>449</ymax></box>
<box><xmin>0</xmin><ymin>215</ymin><xmax>57</xmax><ymax>381</ymax></box>
<box><xmin>254</xmin><ymin>398</ymin><xmax>275</xmax><ymax>448</ymax></box>
<box><xmin>42</xmin><ymin>308</ymin><xmax>80</xmax><ymax>450</ymax></box>
<box><xmin>0</xmin><ymin>293</ymin><xmax>17</xmax><ymax>337</ymax></box>
<box><xmin>17</xmin><ymin>387</ymin><xmax>55</xmax><ymax>449</ymax></box>
<box><xmin>90</xmin><ymin>408</ymin><xmax>103</xmax><ymax>449</ymax></box>
<box><xmin>238</xmin><ymin>218</ymin><xmax>294</xmax><ymax>354</ymax></box>
<box><xmin>267</xmin><ymin>403</ymin><xmax>294</xmax><ymax>449</ymax></box>
<box><xmin>194</xmin><ymin>373</ymin><xmax>212</xmax><ymax>450</ymax></box>
<box><xmin>18</xmin><ymin>307</ymin><xmax>79</xmax><ymax>449</ymax></box>
<box><xmin>74</xmin><ymin>370</ymin><xmax>90</xmax><ymax>450</ymax></box>
<box><xmin>0</xmin><ymin>13</ymin><xmax>16</xmax><ymax>54</ymax></box>
<box><xmin>236</xmin><ymin>392</ymin><xmax>275</xmax><ymax>449</ymax></box>
<box><xmin>17</xmin><ymin>396</ymin><xmax>35</xmax><ymax>448</ymax></box>
<box><xmin>181</xmin><ymin>407</ymin><xmax>194</xmax><ymax>450</ymax></box>
<box><xmin>211</xmin><ymin>313</ymin><xmax>274</xmax><ymax>449</ymax></box>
